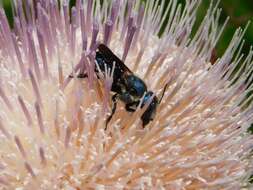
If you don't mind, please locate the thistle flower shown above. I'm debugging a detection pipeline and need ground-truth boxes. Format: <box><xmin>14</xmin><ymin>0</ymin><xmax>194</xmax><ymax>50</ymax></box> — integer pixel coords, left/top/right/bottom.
<box><xmin>0</xmin><ymin>0</ymin><xmax>252</xmax><ymax>189</ymax></box>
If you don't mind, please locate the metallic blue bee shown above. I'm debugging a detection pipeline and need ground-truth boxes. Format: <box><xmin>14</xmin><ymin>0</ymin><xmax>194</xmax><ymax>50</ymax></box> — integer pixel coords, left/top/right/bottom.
<box><xmin>75</xmin><ymin>44</ymin><xmax>167</xmax><ymax>129</ymax></box>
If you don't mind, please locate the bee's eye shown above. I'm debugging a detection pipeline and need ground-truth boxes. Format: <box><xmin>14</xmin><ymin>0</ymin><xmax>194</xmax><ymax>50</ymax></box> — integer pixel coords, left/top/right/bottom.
<box><xmin>126</xmin><ymin>75</ymin><xmax>147</xmax><ymax>97</ymax></box>
<box><xmin>129</xmin><ymin>88</ymin><xmax>137</xmax><ymax>95</ymax></box>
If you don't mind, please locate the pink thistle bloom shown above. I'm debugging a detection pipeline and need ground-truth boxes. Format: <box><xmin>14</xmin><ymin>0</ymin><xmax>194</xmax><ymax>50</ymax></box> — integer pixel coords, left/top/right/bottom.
<box><xmin>0</xmin><ymin>0</ymin><xmax>252</xmax><ymax>189</ymax></box>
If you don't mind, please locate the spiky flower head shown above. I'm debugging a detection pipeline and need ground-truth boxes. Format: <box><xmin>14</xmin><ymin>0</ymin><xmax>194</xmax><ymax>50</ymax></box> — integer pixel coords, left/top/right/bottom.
<box><xmin>0</xmin><ymin>0</ymin><xmax>252</xmax><ymax>189</ymax></box>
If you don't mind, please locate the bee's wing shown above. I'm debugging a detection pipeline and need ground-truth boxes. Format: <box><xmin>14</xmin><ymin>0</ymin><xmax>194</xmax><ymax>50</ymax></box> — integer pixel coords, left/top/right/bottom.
<box><xmin>97</xmin><ymin>44</ymin><xmax>133</xmax><ymax>74</ymax></box>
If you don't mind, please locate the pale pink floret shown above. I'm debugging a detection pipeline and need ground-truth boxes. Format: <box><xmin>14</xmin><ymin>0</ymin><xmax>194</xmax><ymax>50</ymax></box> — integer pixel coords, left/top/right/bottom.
<box><xmin>0</xmin><ymin>0</ymin><xmax>252</xmax><ymax>189</ymax></box>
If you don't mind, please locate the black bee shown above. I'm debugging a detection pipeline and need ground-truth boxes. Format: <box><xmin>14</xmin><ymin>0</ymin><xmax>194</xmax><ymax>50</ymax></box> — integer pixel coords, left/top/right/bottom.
<box><xmin>74</xmin><ymin>44</ymin><xmax>167</xmax><ymax>129</ymax></box>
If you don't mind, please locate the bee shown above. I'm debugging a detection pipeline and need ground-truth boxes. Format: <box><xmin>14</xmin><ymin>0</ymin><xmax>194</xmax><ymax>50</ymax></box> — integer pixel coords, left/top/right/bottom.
<box><xmin>73</xmin><ymin>44</ymin><xmax>168</xmax><ymax>129</ymax></box>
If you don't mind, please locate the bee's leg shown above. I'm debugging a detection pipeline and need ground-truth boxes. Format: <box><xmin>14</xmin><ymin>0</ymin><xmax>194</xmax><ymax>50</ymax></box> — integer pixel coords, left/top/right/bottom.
<box><xmin>125</xmin><ymin>103</ymin><xmax>137</xmax><ymax>112</ymax></box>
<box><xmin>77</xmin><ymin>73</ymin><xmax>88</xmax><ymax>78</ymax></box>
<box><xmin>69</xmin><ymin>73</ymin><xmax>88</xmax><ymax>78</ymax></box>
<box><xmin>105</xmin><ymin>94</ymin><xmax>118</xmax><ymax>130</ymax></box>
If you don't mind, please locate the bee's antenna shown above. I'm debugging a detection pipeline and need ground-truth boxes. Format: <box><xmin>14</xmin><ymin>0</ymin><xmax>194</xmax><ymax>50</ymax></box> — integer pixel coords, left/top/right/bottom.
<box><xmin>158</xmin><ymin>83</ymin><xmax>169</xmax><ymax>104</ymax></box>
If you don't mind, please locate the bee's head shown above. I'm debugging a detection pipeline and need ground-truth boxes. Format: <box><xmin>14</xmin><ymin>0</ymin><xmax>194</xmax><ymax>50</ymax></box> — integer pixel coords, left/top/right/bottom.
<box><xmin>141</xmin><ymin>91</ymin><xmax>158</xmax><ymax>126</ymax></box>
<box><xmin>120</xmin><ymin>75</ymin><xmax>147</xmax><ymax>104</ymax></box>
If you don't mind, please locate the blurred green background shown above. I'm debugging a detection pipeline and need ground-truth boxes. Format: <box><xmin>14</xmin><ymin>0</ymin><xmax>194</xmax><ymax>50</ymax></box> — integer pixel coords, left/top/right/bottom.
<box><xmin>1</xmin><ymin>0</ymin><xmax>253</xmax><ymax>56</ymax></box>
<box><xmin>191</xmin><ymin>0</ymin><xmax>253</xmax><ymax>57</ymax></box>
